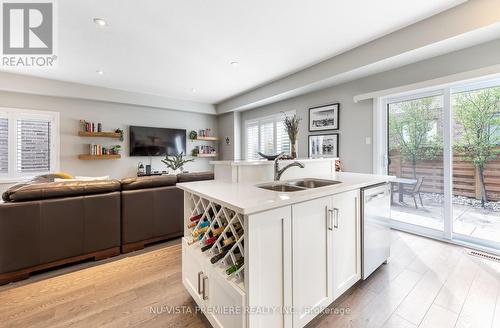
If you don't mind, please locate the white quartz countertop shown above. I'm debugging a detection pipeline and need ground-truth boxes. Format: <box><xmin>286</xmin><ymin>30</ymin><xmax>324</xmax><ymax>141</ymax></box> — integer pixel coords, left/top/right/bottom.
<box><xmin>209</xmin><ymin>158</ymin><xmax>338</xmax><ymax>166</ymax></box>
<box><xmin>177</xmin><ymin>172</ymin><xmax>394</xmax><ymax>215</ymax></box>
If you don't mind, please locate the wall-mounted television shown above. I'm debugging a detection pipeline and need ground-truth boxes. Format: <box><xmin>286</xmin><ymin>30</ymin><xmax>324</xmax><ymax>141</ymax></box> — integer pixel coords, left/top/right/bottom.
<box><xmin>129</xmin><ymin>126</ymin><xmax>186</xmax><ymax>156</ymax></box>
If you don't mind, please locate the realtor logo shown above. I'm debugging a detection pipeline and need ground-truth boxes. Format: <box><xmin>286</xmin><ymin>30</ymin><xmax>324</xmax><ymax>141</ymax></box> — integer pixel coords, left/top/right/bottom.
<box><xmin>1</xmin><ymin>1</ymin><xmax>57</xmax><ymax>67</ymax></box>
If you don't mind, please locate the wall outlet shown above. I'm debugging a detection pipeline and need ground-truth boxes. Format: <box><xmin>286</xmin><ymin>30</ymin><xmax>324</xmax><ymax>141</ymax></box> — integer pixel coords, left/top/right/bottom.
<box><xmin>365</xmin><ymin>137</ymin><xmax>372</xmax><ymax>145</ymax></box>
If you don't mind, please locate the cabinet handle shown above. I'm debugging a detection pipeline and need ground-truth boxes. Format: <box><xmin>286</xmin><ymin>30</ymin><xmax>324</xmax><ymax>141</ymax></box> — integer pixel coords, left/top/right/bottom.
<box><xmin>202</xmin><ymin>275</ymin><xmax>209</xmax><ymax>300</ymax></box>
<box><xmin>327</xmin><ymin>207</ymin><xmax>333</xmax><ymax>230</ymax></box>
<box><xmin>333</xmin><ymin>208</ymin><xmax>339</xmax><ymax>228</ymax></box>
<box><xmin>197</xmin><ymin>271</ymin><xmax>204</xmax><ymax>295</ymax></box>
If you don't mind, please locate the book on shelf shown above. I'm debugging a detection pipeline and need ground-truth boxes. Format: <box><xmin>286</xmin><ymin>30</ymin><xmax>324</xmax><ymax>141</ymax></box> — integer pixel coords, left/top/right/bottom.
<box><xmin>80</xmin><ymin>120</ymin><xmax>103</xmax><ymax>133</ymax></box>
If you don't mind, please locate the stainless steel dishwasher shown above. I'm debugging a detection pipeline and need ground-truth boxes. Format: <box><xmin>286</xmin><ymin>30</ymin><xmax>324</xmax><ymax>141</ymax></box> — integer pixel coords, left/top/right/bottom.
<box><xmin>361</xmin><ymin>182</ymin><xmax>391</xmax><ymax>279</ymax></box>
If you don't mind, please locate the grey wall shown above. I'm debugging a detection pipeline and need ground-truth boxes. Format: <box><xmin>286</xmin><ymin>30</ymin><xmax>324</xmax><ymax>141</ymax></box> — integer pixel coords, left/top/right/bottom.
<box><xmin>238</xmin><ymin>38</ymin><xmax>500</xmax><ymax>173</ymax></box>
<box><xmin>217</xmin><ymin>112</ymin><xmax>235</xmax><ymax>160</ymax></box>
<box><xmin>217</xmin><ymin>111</ymin><xmax>242</xmax><ymax>160</ymax></box>
<box><xmin>0</xmin><ymin>91</ymin><xmax>217</xmax><ymax>194</ymax></box>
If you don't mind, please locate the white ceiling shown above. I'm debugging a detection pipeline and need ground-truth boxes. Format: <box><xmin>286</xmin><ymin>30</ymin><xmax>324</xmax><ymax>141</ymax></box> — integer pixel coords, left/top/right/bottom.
<box><xmin>4</xmin><ymin>0</ymin><xmax>465</xmax><ymax>104</ymax></box>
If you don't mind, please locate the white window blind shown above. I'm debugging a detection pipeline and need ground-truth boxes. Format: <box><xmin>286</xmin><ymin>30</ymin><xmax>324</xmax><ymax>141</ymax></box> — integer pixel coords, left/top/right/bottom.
<box><xmin>0</xmin><ymin>118</ymin><xmax>8</xmax><ymax>173</ymax></box>
<box><xmin>0</xmin><ymin>108</ymin><xmax>59</xmax><ymax>180</ymax></box>
<box><xmin>245</xmin><ymin>111</ymin><xmax>294</xmax><ymax>160</ymax></box>
<box><xmin>276</xmin><ymin>120</ymin><xmax>291</xmax><ymax>154</ymax></box>
<box><xmin>260</xmin><ymin>119</ymin><xmax>274</xmax><ymax>156</ymax></box>
<box><xmin>246</xmin><ymin>122</ymin><xmax>259</xmax><ymax>160</ymax></box>
<box><xmin>17</xmin><ymin>119</ymin><xmax>51</xmax><ymax>173</ymax></box>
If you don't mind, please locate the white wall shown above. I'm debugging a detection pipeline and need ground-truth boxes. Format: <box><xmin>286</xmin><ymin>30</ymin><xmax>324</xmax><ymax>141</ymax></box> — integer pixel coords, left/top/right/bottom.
<box><xmin>238</xmin><ymin>38</ymin><xmax>500</xmax><ymax>174</ymax></box>
<box><xmin>0</xmin><ymin>91</ymin><xmax>217</xmax><ymax>194</ymax></box>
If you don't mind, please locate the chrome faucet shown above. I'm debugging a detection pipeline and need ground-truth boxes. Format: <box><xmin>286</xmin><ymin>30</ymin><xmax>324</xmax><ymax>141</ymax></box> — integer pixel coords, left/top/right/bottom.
<box><xmin>274</xmin><ymin>153</ymin><xmax>305</xmax><ymax>181</ymax></box>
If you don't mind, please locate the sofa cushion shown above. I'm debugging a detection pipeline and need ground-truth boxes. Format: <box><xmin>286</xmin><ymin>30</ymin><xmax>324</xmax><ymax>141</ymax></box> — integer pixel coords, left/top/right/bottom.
<box><xmin>120</xmin><ymin>175</ymin><xmax>177</xmax><ymax>191</ymax></box>
<box><xmin>3</xmin><ymin>180</ymin><xmax>121</xmax><ymax>202</ymax></box>
<box><xmin>177</xmin><ymin>171</ymin><xmax>214</xmax><ymax>183</ymax></box>
<box><xmin>2</xmin><ymin>173</ymin><xmax>75</xmax><ymax>202</ymax></box>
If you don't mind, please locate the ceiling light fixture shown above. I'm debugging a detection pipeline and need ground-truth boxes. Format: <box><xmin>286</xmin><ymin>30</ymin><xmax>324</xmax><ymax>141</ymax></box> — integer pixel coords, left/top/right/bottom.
<box><xmin>230</xmin><ymin>61</ymin><xmax>239</xmax><ymax>67</ymax></box>
<box><xmin>96</xmin><ymin>70</ymin><xmax>104</xmax><ymax>75</ymax></box>
<box><xmin>191</xmin><ymin>88</ymin><xmax>197</xmax><ymax>93</ymax></box>
<box><xmin>93</xmin><ymin>18</ymin><xmax>107</xmax><ymax>27</ymax></box>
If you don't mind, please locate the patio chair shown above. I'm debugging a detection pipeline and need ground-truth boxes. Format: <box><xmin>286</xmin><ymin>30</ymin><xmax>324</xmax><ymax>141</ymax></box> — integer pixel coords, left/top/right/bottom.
<box><xmin>401</xmin><ymin>177</ymin><xmax>424</xmax><ymax>209</ymax></box>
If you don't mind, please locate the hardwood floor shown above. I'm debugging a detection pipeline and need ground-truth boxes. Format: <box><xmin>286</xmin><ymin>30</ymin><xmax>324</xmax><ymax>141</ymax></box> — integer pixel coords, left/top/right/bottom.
<box><xmin>0</xmin><ymin>231</ymin><xmax>499</xmax><ymax>328</ymax></box>
<box><xmin>314</xmin><ymin>231</ymin><xmax>500</xmax><ymax>328</ymax></box>
<box><xmin>0</xmin><ymin>239</ymin><xmax>209</xmax><ymax>328</ymax></box>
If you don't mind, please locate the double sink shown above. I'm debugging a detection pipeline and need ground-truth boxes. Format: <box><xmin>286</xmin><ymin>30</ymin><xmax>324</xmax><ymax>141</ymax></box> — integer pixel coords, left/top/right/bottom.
<box><xmin>257</xmin><ymin>178</ymin><xmax>341</xmax><ymax>192</ymax></box>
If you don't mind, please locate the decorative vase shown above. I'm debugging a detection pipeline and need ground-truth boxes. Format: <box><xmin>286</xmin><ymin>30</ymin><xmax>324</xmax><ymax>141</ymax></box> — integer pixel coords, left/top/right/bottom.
<box><xmin>291</xmin><ymin>141</ymin><xmax>298</xmax><ymax>159</ymax></box>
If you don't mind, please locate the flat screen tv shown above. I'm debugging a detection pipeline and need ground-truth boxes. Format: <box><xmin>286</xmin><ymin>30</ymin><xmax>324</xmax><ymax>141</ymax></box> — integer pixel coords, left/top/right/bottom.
<box><xmin>129</xmin><ymin>126</ymin><xmax>186</xmax><ymax>156</ymax></box>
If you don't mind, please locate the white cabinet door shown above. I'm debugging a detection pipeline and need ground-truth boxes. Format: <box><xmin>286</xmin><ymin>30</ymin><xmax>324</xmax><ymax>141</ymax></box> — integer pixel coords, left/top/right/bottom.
<box><xmin>182</xmin><ymin>238</ymin><xmax>205</xmax><ymax>305</ymax></box>
<box><xmin>331</xmin><ymin>189</ymin><xmax>361</xmax><ymax>300</ymax></box>
<box><xmin>292</xmin><ymin>196</ymin><xmax>333</xmax><ymax>327</ymax></box>
<box><xmin>247</xmin><ymin>206</ymin><xmax>293</xmax><ymax>328</ymax></box>
<box><xmin>206</xmin><ymin>270</ymin><xmax>246</xmax><ymax>328</ymax></box>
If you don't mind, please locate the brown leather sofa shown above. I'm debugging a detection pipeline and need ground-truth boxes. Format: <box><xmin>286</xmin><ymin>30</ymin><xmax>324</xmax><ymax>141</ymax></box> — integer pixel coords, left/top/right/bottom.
<box><xmin>120</xmin><ymin>172</ymin><xmax>214</xmax><ymax>253</ymax></box>
<box><xmin>0</xmin><ymin>172</ymin><xmax>214</xmax><ymax>284</ymax></box>
<box><xmin>0</xmin><ymin>180</ymin><xmax>122</xmax><ymax>285</ymax></box>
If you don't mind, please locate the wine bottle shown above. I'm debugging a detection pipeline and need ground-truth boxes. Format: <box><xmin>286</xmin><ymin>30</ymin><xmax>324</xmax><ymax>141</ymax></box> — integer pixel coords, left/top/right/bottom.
<box><xmin>187</xmin><ymin>221</ymin><xmax>198</xmax><ymax>229</ymax></box>
<box><xmin>223</xmin><ymin>228</ymin><xmax>243</xmax><ymax>245</ymax></box>
<box><xmin>211</xmin><ymin>226</ymin><xmax>225</xmax><ymax>235</ymax></box>
<box><xmin>226</xmin><ymin>257</ymin><xmax>244</xmax><ymax>275</ymax></box>
<box><xmin>210</xmin><ymin>250</ymin><xmax>227</xmax><ymax>264</ymax></box>
<box><xmin>205</xmin><ymin>235</ymin><xmax>217</xmax><ymax>245</ymax></box>
<box><xmin>201</xmin><ymin>243</ymin><xmax>213</xmax><ymax>252</ymax></box>
<box><xmin>223</xmin><ymin>236</ymin><xmax>236</xmax><ymax>246</ymax></box>
<box><xmin>220</xmin><ymin>242</ymin><xmax>235</xmax><ymax>253</ymax></box>
<box><xmin>192</xmin><ymin>226</ymin><xmax>208</xmax><ymax>237</ymax></box>
<box><xmin>190</xmin><ymin>213</ymin><xmax>203</xmax><ymax>222</ymax></box>
<box><xmin>210</xmin><ymin>247</ymin><xmax>240</xmax><ymax>264</ymax></box>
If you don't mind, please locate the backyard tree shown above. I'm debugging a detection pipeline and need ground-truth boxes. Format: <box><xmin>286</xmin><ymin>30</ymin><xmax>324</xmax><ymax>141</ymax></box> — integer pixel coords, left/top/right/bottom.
<box><xmin>389</xmin><ymin>96</ymin><xmax>442</xmax><ymax>178</ymax></box>
<box><xmin>454</xmin><ymin>86</ymin><xmax>500</xmax><ymax>206</ymax></box>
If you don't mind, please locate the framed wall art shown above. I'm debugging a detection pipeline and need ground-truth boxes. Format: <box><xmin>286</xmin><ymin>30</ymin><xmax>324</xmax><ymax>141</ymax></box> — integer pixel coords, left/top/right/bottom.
<box><xmin>308</xmin><ymin>134</ymin><xmax>339</xmax><ymax>158</ymax></box>
<box><xmin>308</xmin><ymin>103</ymin><xmax>339</xmax><ymax>131</ymax></box>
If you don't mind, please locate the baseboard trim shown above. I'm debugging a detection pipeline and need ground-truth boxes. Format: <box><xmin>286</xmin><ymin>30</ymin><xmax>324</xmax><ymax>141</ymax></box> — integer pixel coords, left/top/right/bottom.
<box><xmin>121</xmin><ymin>232</ymin><xmax>183</xmax><ymax>254</ymax></box>
<box><xmin>0</xmin><ymin>246</ymin><xmax>121</xmax><ymax>285</ymax></box>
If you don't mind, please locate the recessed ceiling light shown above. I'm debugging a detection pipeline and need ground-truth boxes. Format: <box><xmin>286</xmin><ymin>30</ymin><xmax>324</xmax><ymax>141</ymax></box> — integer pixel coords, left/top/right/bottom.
<box><xmin>191</xmin><ymin>88</ymin><xmax>197</xmax><ymax>93</ymax></box>
<box><xmin>96</xmin><ymin>70</ymin><xmax>104</xmax><ymax>75</ymax></box>
<box><xmin>93</xmin><ymin>18</ymin><xmax>107</xmax><ymax>27</ymax></box>
<box><xmin>230</xmin><ymin>61</ymin><xmax>239</xmax><ymax>67</ymax></box>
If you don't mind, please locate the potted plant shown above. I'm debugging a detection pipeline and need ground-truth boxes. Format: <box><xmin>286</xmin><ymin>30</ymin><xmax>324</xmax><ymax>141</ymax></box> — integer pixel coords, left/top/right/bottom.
<box><xmin>161</xmin><ymin>152</ymin><xmax>194</xmax><ymax>173</ymax></box>
<box><xmin>283</xmin><ymin>113</ymin><xmax>301</xmax><ymax>159</ymax></box>
<box><xmin>110</xmin><ymin>145</ymin><xmax>122</xmax><ymax>155</ymax></box>
<box><xmin>115</xmin><ymin>129</ymin><xmax>124</xmax><ymax>141</ymax></box>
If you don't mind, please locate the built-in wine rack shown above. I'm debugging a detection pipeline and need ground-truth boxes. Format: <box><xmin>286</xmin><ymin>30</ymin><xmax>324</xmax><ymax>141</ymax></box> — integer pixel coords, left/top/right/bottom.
<box><xmin>185</xmin><ymin>192</ymin><xmax>245</xmax><ymax>286</ymax></box>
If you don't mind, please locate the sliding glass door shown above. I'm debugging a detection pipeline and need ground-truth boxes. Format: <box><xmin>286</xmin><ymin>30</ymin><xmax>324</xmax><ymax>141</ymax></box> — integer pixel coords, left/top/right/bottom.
<box><xmin>382</xmin><ymin>78</ymin><xmax>500</xmax><ymax>252</ymax></box>
<box><xmin>451</xmin><ymin>83</ymin><xmax>500</xmax><ymax>250</ymax></box>
<box><xmin>387</xmin><ymin>93</ymin><xmax>445</xmax><ymax>233</ymax></box>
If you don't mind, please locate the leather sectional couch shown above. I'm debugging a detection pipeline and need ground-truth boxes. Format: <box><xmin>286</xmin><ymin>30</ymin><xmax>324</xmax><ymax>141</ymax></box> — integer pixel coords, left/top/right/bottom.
<box><xmin>0</xmin><ymin>172</ymin><xmax>213</xmax><ymax>285</ymax></box>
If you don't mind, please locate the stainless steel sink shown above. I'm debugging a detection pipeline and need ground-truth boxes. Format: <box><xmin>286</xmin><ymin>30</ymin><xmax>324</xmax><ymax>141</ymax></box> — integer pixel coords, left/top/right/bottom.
<box><xmin>257</xmin><ymin>183</ymin><xmax>306</xmax><ymax>192</ymax></box>
<box><xmin>257</xmin><ymin>178</ymin><xmax>342</xmax><ymax>192</ymax></box>
<box><xmin>287</xmin><ymin>178</ymin><xmax>342</xmax><ymax>189</ymax></box>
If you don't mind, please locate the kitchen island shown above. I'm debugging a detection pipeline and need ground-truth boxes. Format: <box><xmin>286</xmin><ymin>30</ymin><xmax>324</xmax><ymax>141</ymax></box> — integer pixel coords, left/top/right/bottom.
<box><xmin>177</xmin><ymin>172</ymin><xmax>392</xmax><ymax>328</ymax></box>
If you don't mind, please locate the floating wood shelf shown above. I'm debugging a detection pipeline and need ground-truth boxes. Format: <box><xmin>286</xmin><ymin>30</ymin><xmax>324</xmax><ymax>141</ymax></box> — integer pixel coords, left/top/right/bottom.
<box><xmin>194</xmin><ymin>153</ymin><xmax>217</xmax><ymax>158</ymax></box>
<box><xmin>78</xmin><ymin>131</ymin><xmax>122</xmax><ymax>138</ymax></box>
<box><xmin>193</xmin><ymin>136</ymin><xmax>219</xmax><ymax>141</ymax></box>
<box><xmin>78</xmin><ymin>154</ymin><xmax>121</xmax><ymax>160</ymax></box>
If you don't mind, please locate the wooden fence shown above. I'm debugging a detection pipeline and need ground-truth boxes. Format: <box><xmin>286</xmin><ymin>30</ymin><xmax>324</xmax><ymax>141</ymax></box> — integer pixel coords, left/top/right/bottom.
<box><xmin>389</xmin><ymin>149</ymin><xmax>500</xmax><ymax>201</ymax></box>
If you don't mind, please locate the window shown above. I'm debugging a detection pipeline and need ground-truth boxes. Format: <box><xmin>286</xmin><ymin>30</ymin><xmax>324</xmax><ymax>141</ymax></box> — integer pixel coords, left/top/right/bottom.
<box><xmin>0</xmin><ymin>108</ymin><xmax>59</xmax><ymax>181</ymax></box>
<box><xmin>245</xmin><ymin>111</ymin><xmax>294</xmax><ymax>160</ymax></box>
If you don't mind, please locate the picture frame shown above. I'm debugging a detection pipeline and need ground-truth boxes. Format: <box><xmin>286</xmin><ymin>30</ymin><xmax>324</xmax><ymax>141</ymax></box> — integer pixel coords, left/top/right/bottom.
<box><xmin>308</xmin><ymin>134</ymin><xmax>339</xmax><ymax>158</ymax></box>
<box><xmin>308</xmin><ymin>103</ymin><xmax>340</xmax><ymax>131</ymax></box>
